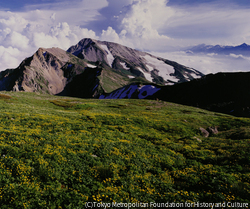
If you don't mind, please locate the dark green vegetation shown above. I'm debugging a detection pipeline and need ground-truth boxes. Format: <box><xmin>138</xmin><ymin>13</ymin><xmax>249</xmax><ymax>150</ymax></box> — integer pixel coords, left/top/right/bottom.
<box><xmin>150</xmin><ymin>72</ymin><xmax>250</xmax><ymax>118</ymax></box>
<box><xmin>0</xmin><ymin>92</ymin><xmax>249</xmax><ymax>208</ymax></box>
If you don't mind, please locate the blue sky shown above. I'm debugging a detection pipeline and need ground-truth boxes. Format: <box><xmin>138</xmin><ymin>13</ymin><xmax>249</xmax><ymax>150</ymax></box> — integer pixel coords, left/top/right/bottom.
<box><xmin>1</xmin><ymin>0</ymin><xmax>250</xmax><ymax>73</ymax></box>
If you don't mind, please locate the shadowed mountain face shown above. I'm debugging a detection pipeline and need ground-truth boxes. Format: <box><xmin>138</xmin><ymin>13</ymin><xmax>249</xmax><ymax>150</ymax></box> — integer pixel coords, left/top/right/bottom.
<box><xmin>154</xmin><ymin>72</ymin><xmax>250</xmax><ymax>117</ymax></box>
<box><xmin>100</xmin><ymin>72</ymin><xmax>250</xmax><ymax>118</ymax></box>
<box><xmin>57</xmin><ymin>67</ymin><xmax>102</xmax><ymax>98</ymax></box>
<box><xmin>67</xmin><ymin>38</ymin><xmax>204</xmax><ymax>85</ymax></box>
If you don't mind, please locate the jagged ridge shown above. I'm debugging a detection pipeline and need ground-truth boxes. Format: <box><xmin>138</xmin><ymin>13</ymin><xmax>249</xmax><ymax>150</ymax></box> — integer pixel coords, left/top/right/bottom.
<box><xmin>67</xmin><ymin>38</ymin><xmax>204</xmax><ymax>85</ymax></box>
<box><xmin>0</xmin><ymin>46</ymin><xmax>132</xmax><ymax>97</ymax></box>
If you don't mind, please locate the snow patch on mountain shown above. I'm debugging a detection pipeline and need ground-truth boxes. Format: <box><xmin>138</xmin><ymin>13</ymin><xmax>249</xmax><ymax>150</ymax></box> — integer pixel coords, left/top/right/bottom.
<box><xmin>120</xmin><ymin>62</ymin><xmax>130</xmax><ymax>70</ymax></box>
<box><xmin>87</xmin><ymin>63</ymin><xmax>96</xmax><ymax>68</ymax></box>
<box><xmin>190</xmin><ymin>73</ymin><xmax>201</xmax><ymax>79</ymax></box>
<box><xmin>99</xmin><ymin>84</ymin><xmax>137</xmax><ymax>99</ymax></box>
<box><xmin>138</xmin><ymin>85</ymin><xmax>160</xmax><ymax>99</ymax></box>
<box><xmin>167</xmin><ymin>82</ymin><xmax>175</xmax><ymax>86</ymax></box>
<box><xmin>167</xmin><ymin>75</ymin><xmax>179</xmax><ymax>83</ymax></box>
<box><xmin>128</xmin><ymin>75</ymin><xmax>135</xmax><ymax>79</ymax></box>
<box><xmin>137</xmin><ymin>67</ymin><xmax>153</xmax><ymax>82</ymax></box>
<box><xmin>146</xmin><ymin>65</ymin><xmax>154</xmax><ymax>71</ymax></box>
<box><xmin>99</xmin><ymin>84</ymin><xmax>160</xmax><ymax>99</ymax></box>
<box><xmin>142</xmin><ymin>54</ymin><xmax>179</xmax><ymax>82</ymax></box>
<box><xmin>100</xmin><ymin>44</ymin><xmax>114</xmax><ymax>67</ymax></box>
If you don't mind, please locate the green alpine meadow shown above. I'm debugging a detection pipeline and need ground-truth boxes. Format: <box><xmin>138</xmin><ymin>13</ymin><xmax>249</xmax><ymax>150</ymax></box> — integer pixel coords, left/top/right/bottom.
<box><xmin>0</xmin><ymin>91</ymin><xmax>249</xmax><ymax>208</ymax></box>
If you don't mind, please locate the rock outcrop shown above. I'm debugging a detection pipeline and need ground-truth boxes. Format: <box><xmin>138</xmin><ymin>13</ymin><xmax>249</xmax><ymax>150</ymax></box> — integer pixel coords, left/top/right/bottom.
<box><xmin>199</xmin><ymin>128</ymin><xmax>210</xmax><ymax>138</ymax></box>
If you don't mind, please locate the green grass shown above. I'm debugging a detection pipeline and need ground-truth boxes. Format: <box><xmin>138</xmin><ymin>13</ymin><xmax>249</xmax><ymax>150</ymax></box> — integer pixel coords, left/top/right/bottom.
<box><xmin>0</xmin><ymin>91</ymin><xmax>249</xmax><ymax>208</ymax></box>
<box><xmin>98</xmin><ymin>68</ymin><xmax>130</xmax><ymax>93</ymax></box>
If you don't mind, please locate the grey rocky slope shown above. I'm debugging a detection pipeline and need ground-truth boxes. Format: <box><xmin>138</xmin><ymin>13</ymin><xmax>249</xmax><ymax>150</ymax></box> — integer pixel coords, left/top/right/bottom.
<box><xmin>0</xmin><ymin>47</ymin><xmax>71</xmax><ymax>94</ymax></box>
<box><xmin>0</xmin><ymin>47</ymin><xmax>106</xmax><ymax>97</ymax></box>
<box><xmin>67</xmin><ymin>38</ymin><xmax>204</xmax><ymax>85</ymax></box>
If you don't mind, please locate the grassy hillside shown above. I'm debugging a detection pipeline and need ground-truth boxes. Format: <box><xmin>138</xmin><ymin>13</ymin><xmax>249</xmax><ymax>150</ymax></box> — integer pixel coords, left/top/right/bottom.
<box><xmin>0</xmin><ymin>92</ymin><xmax>249</xmax><ymax>208</ymax></box>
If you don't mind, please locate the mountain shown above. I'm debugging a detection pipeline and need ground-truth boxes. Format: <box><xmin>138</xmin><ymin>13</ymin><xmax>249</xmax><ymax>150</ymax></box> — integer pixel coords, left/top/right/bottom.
<box><xmin>187</xmin><ymin>43</ymin><xmax>250</xmax><ymax>56</ymax></box>
<box><xmin>67</xmin><ymin>38</ymin><xmax>204</xmax><ymax>85</ymax></box>
<box><xmin>100</xmin><ymin>72</ymin><xmax>250</xmax><ymax>118</ymax></box>
<box><xmin>0</xmin><ymin>38</ymin><xmax>204</xmax><ymax>98</ymax></box>
<box><xmin>0</xmin><ymin>47</ymin><xmax>103</xmax><ymax>97</ymax></box>
<box><xmin>0</xmin><ymin>47</ymin><xmax>134</xmax><ymax>98</ymax></box>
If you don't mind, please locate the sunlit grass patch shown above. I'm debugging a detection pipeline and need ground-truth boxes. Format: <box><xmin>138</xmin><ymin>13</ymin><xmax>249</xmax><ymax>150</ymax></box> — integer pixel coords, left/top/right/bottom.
<box><xmin>49</xmin><ymin>99</ymin><xmax>74</xmax><ymax>108</ymax></box>
<box><xmin>0</xmin><ymin>94</ymin><xmax>11</xmax><ymax>99</ymax></box>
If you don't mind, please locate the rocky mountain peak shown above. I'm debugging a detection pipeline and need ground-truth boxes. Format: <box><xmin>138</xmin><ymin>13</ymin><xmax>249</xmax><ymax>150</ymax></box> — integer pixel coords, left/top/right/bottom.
<box><xmin>0</xmin><ymin>44</ymin><xmax>132</xmax><ymax>98</ymax></box>
<box><xmin>67</xmin><ymin>38</ymin><xmax>204</xmax><ymax>85</ymax></box>
<box><xmin>67</xmin><ymin>38</ymin><xmax>102</xmax><ymax>61</ymax></box>
<box><xmin>29</xmin><ymin>47</ymin><xmax>69</xmax><ymax>72</ymax></box>
<box><xmin>240</xmin><ymin>43</ymin><xmax>248</xmax><ymax>47</ymax></box>
<box><xmin>0</xmin><ymin>46</ymin><xmax>86</xmax><ymax>95</ymax></box>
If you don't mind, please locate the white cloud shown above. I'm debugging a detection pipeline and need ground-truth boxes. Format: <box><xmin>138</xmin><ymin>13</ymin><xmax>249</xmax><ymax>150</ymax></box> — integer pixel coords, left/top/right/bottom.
<box><xmin>4</xmin><ymin>31</ymin><xmax>30</xmax><ymax>49</ymax></box>
<box><xmin>104</xmin><ymin>0</ymin><xmax>250</xmax><ymax>49</ymax></box>
<box><xmin>160</xmin><ymin>2</ymin><xmax>250</xmax><ymax>46</ymax></box>
<box><xmin>33</xmin><ymin>22</ymin><xmax>98</xmax><ymax>49</ymax></box>
<box><xmin>101</xmin><ymin>26</ymin><xmax>121</xmax><ymax>43</ymax></box>
<box><xmin>0</xmin><ymin>46</ymin><xmax>22</xmax><ymax>69</ymax></box>
<box><xmin>23</xmin><ymin>0</ymin><xmax>109</xmax><ymax>27</ymax></box>
<box><xmin>96</xmin><ymin>0</ymin><xmax>175</xmax><ymax>51</ymax></box>
<box><xmin>0</xmin><ymin>12</ymin><xmax>28</xmax><ymax>32</ymax></box>
<box><xmin>0</xmin><ymin>1</ymin><xmax>104</xmax><ymax>71</ymax></box>
<box><xmin>151</xmin><ymin>51</ymin><xmax>250</xmax><ymax>74</ymax></box>
<box><xmin>50</xmin><ymin>13</ymin><xmax>56</xmax><ymax>22</ymax></box>
<box><xmin>115</xmin><ymin>0</ymin><xmax>172</xmax><ymax>50</ymax></box>
<box><xmin>33</xmin><ymin>32</ymin><xmax>59</xmax><ymax>49</ymax></box>
<box><xmin>50</xmin><ymin>22</ymin><xmax>71</xmax><ymax>37</ymax></box>
<box><xmin>0</xmin><ymin>46</ymin><xmax>20</xmax><ymax>58</ymax></box>
<box><xmin>229</xmin><ymin>53</ymin><xmax>246</xmax><ymax>59</ymax></box>
<box><xmin>120</xmin><ymin>0</ymin><xmax>173</xmax><ymax>39</ymax></box>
